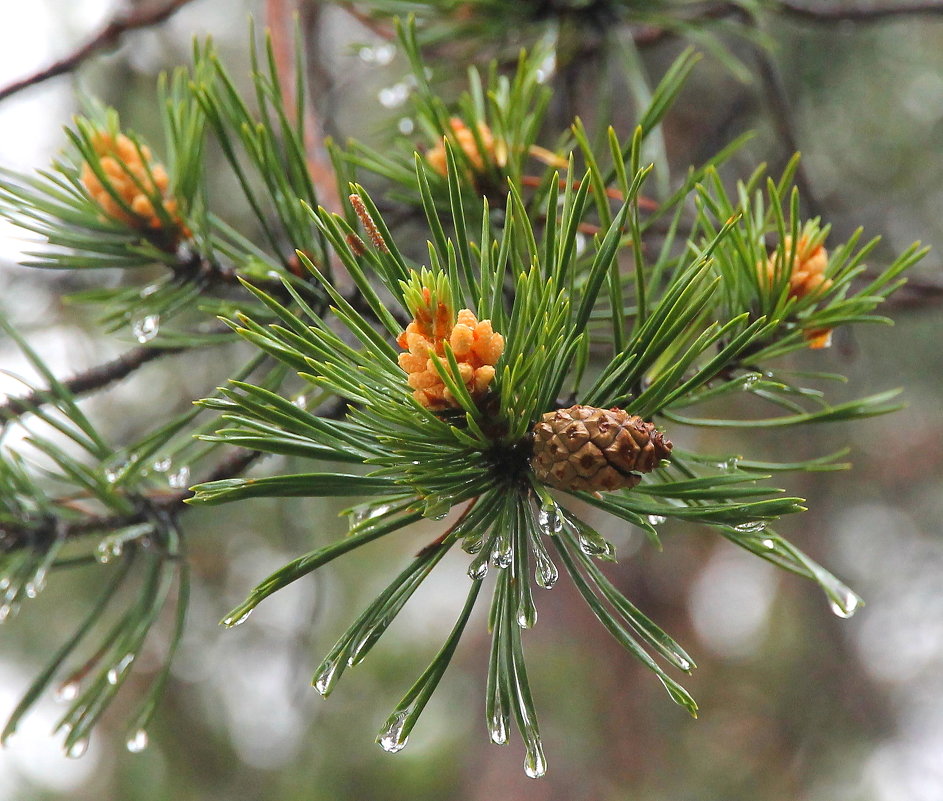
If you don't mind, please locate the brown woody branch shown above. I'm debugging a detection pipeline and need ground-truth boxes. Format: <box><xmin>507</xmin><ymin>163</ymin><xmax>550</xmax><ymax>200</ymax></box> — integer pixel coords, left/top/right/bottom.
<box><xmin>0</xmin><ymin>397</ymin><xmax>348</xmax><ymax>555</ymax></box>
<box><xmin>0</xmin><ymin>0</ymin><xmax>197</xmax><ymax>105</ymax></box>
<box><xmin>0</xmin><ymin>341</ymin><xmax>187</xmax><ymax>423</ymax></box>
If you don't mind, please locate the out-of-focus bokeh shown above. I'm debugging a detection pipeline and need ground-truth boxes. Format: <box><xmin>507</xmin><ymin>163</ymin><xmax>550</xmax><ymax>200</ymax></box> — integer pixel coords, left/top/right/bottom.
<box><xmin>1</xmin><ymin>2</ymin><xmax>942</xmax><ymax>799</ymax></box>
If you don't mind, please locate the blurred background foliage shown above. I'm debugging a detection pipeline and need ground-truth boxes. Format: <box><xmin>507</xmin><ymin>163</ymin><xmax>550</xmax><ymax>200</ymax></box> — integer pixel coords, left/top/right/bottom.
<box><xmin>0</xmin><ymin>1</ymin><xmax>941</xmax><ymax>799</ymax></box>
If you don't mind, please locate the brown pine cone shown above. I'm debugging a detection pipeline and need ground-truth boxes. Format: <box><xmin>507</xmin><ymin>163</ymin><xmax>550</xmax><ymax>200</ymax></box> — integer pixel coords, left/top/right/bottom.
<box><xmin>531</xmin><ymin>405</ymin><xmax>672</xmax><ymax>493</ymax></box>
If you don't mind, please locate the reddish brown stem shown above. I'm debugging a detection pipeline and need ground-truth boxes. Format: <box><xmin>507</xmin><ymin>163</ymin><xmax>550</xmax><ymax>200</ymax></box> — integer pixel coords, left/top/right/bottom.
<box><xmin>521</xmin><ymin>175</ymin><xmax>659</xmax><ymax>212</ymax></box>
<box><xmin>0</xmin><ymin>0</ymin><xmax>197</xmax><ymax>104</ymax></box>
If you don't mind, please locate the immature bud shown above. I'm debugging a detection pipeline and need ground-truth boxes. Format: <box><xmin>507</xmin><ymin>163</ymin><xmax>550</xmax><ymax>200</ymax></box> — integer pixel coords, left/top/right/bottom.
<box><xmin>760</xmin><ymin>233</ymin><xmax>832</xmax><ymax>301</ymax></box>
<box><xmin>531</xmin><ymin>405</ymin><xmax>672</xmax><ymax>493</ymax></box>
<box><xmin>396</xmin><ymin>279</ymin><xmax>504</xmax><ymax>410</ymax></box>
<box><xmin>426</xmin><ymin>117</ymin><xmax>499</xmax><ymax>177</ymax></box>
<box><xmin>80</xmin><ymin>129</ymin><xmax>189</xmax><ymax>246</ymax></box>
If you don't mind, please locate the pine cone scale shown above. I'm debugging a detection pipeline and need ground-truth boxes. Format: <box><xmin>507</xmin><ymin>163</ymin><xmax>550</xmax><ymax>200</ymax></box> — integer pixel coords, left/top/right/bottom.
<box><xmin>531</xmin><ymin>405</ymin><xmax>672</xmax><ymax>493</ymax></box>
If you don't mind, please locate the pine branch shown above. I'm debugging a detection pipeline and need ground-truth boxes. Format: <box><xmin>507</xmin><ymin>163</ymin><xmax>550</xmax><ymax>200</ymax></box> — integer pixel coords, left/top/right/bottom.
<box><xmin>0</xmin><ymin>0</ymin><xmax>198</xmax><ymax>104</ymax></box>
<box><xmin>777</xmin><ymin>1</ymin><xmax>943</xmax><ymax>23</ymax></box>
<box><xmin>0</xmin><ymin>342</ymin><xmax>186</xmax><ymax>423</ymax></box>
<box><xmin>0</xmin><ymin>397</ymin><xmax>349</xmax><ymax>555</ymax></box>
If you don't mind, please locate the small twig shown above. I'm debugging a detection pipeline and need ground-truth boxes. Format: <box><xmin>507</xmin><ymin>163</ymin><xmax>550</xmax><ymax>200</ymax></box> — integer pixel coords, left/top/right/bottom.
<box><xmin>521</xmin><ymin>175</ymin><xmax>660</xmax><ymax>211</ymax></box>
<box><xmin>268</xmin><ymin>0</ymin><xmax>344</xmax><ymax>217</ymax></box>
<box><xmin>776</xmin><ymin>1</ymin><xmax>943</xmax><ymax>23</ymax></box>
<box><xmin>337</xmin><ymin>2</ymin><xmax>397</xmax><ymax>40</ymax></box>
<box><xmin>631</xmin><ymin>0</ymin><xmax>943</xmax><ymax>46</ymax></box>
<box><xmin>0</xmin><ymin>341</ymin><xmax>186</xmax><ymax>423</ymax></box>
<box><xmin>0</xmin><ymin>397</ymin><xmax>349</xmax><ymax>554</ymax></box>
<box><xmin>748</xmin><ymin>22</ymin><xmax>823</xmax><ymax>218</ymax></box>
<box><xmin>0</xmin><ymin>0</ymin><xmax>197</xmax><ymax>104</ymax></box>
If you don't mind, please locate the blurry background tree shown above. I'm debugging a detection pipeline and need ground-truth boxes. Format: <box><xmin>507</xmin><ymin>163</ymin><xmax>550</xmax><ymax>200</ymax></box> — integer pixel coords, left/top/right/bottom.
<box><xmin>1</xmin><ymin>1</ymin><xmax>943</xmax><ymax>799</ymax></box>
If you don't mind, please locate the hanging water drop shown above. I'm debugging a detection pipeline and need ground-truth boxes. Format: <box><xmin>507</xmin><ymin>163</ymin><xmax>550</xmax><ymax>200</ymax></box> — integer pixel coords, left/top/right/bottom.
<box><xmin>126</xmin><ymin>729</ymin><xmax>148</xmax><ymax>753</ymax></box>
<box><xmin>829</xmin><ymin>590</ymin><xmax>861</xmax><ymax>619</ymax></box>
<box><xmin>467</xmin><ymin>557</ymin><xmax>489</xmax><ymax>581</ymax></box>
<box><xmin>131</xmin><ymin>314</ymin><xmax>160</xmax><ymax>344</ymax></box>
<box><xmin>647</xmin><ymin>514</ymin><xmax>667</xmax><ymax>526</ymax></box>
<box><xmin>152</xmin><ymin>457</ymin><xmax>172</xmax><ymax>473</ymax></box>
<box><xmin>761</xmin><ymin>538</ymin><xmax>775</xmax><ymax>550</ymax></box>
<box><xmin>55</xmin><ymin>680</ymin><xmax>80</xmax><ymax>703</ymax></box>
<box><xmin>488</xmin><ymin>712</ymin><xmax>507</xmax><ymax>745</ymax></box>
<box><xmin>168</xmin><ymin>465</ymin><xmax>190</xmax><ymax>489</ymax></box>
<box><xmin>676</xmin><ymin>657</ymin><xmax>691</xmax><ymax>671</ymax></box>
<box><xmin>96</xmin><ymin>540</ymin><xmax>123</xmax><ymax>564</ymax></box>
<box><xmin>577</xmin><ymin>530</ymin><xmax>614</xmax><ymax>559</ymax></box>
<box><xmin>535</xmin><ymin>52</ymin><xmax>557</xmax><ymax>83</ymax></box>
<box><xmin>741</xmin><ymin>373</ymin><xmax>761</xmax><ymax>390</ymax></box>
<box><xmin>733</xmin><ymin>521</ymin><xmax>767</xmax><ymax>534</ymax></box>
<box><xmin>107</xmin><ymin>653</ymin><xmax>135</xmax><ymax>685</ymax></box>
<box><xmin>490</xmin><ymin>543</ymin><xmax>512</xmax><ymax>570</ymax></box>
<box><xmin>66</xmin><ymin>737</ymin><xmax>89</xmax><ymax>759</ymax></box>
<box><xmin>398</xmin><ymin>117</ymin><xmax>415</xmax><ymax>135</ymax></box>
<box><xmin>523</xmin><ymin>742</ymin><xmax>547</xmax><ymax>778</ymax></box>
<box><xmin>377</xmin><ymin>711</ymin><xmax>409</xmax><ymax>753</ymax></box>
<box><xmin>293</xmin><ymin>395</ymin><xmax>307</xmax><ymax>408</ymax></box>
<box><xmin>373</xmin><ymin>43</ymin><xmax>395</xmax><ymax>65</ymax></box>
<box><xmin>534</xmin><ymin>554</ymin><xmax>558</xmax><ymax>589</ymax></box>
<box><xmin>537</xmin><ymin>506</ymin><xmax>563</xmax><ymax>535</ymax></box>
<box><xmin>378</xmin><ymin>83</ymin><xmax>409</xmax><ymax>108</ymax></box>
<box><xmin>313</xmin><ymin>659</ymin><xmax>339</xmax><ymax>697</ymax></box>
<box><xmin>222</xmin><ymin>609</ymin><xmax>252</xmax><ymax>627</ymax></box>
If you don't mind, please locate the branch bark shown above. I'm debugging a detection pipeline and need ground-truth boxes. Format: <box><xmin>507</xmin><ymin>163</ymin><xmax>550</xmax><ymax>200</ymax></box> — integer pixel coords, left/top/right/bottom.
<box><xmin>0</xmin><ymin>397</ymin><xmax>349</xmax><ymax>554</ymax></box>
<box><xmin>0</xmin><ymin>0</ymin><xmax>197</xmax><ymax>104</ymax></box>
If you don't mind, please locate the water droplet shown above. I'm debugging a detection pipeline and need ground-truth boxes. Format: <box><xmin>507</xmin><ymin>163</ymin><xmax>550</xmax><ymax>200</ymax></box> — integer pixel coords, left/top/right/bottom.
<box><xmin>378</xmin><ymin>83</ymin><xmax>409</xmax><ymax>108</ymax></box>
<box><xmin>168</xmin><ymin>465</ymin><xmax>190</xmax><ymax>489</ymax></box>
<box><xmin>537</xmin><ymin>507</ymin><xmax>563</xmax><ymax>535</ymax></box>
<box><xmin>0</xmin><ymin>603</ymin><xmax>19</xmax><ymax>623</ymax></box>
<box><xmin>461</xmin><ymin>532</ymin><xmax>484</xmax><ymax>555</ymax></box>
<box><xmin>104</xmin><ymin>461</ymin><xmax>127</xmax><ymax>484</ymax></box>
<box><xmin>66</xmin><ymin>737</ymin><xmax>89</xmax><ymax>759</ymax></box>
<box><xmin>467</xmin><ymin>557</ymin><xmax>489</xmax><ymax>581</ymax></box>
<box><xmin>223</xmin><ymin>609</ymin><xmax>251</xmax><ymax>627</ymax></box>
<box><xmin>313</xmin><ymin>659</ymin><xmax>339</xmax><ymax>697</ymax></box>
<box><xmin>293</xmin><ymin>395</ymin><xmax>307</xmax><ymax>408</ymax></box>
<box><xmin>716</xmin><ymin>457</ymin><xmax>740</xmax><ymax>472</ymax></box>
<box><xmin>741</xmin><ymin>373</ymin><xmax>761</xmax><ymax>389</ymax></box>
<box><xmin>676</xmin><ymin>657</ymin><xmax>691</xmax><ymax>671</ymax></box>
<box><xmin>577</xmin><ymin>530</ymin><xmax>614</xmax><ymax>560</ymax></box>
<box><xmin>490</xmin><ymin>543</ymin><xmax>512</xmax><ymax>570</ymax></box>
<box><xmin>761</xmin><ymin>538</ymin><xmax>775</xmax><ymax>550</ymax></box>
<box><xmin>107</xmin><ymin>653</ymin><xmax>135</xmax><ymax>685</ymax></box>
<box><xmin>534</xmin><ymin>554</ymin><xmax>558</xmax><ymax>589</ymax></box>
<box><xmin>523</xmin><ymin>742</ymin><xmax>547</xmax><ymax>778</ymax></box>
<box><xmin>375</xmin><ymin>43</ymin><xmax>396</xmax><ymax>65</ymax></box>
<box><xmin>489</xmin><ymin>712</ymin><xmax>507</xmax><ymax>744</ymax></box>
<box><xmin>96</xmin><ymin>540</ymin><xmax>123</xmax><ymax>564</ymax></box>
<box><xmin>152</xmin><ymin>457</ymin><xmax>172</xmax><ymax>473</ymax></box>
<box><xmin>377</xmin><ymin>711</ymin><xmax>409</xmax><ymax>753</ymax></box>
<box><xmin>0</xmin><ymin>578</ymin><xmax>8</xmax><ymax>592</ymax></box>
<box><xmin>733</xmin><ymin>521</ymin><xmax>767</xmax><ymax>534</ymax></box>
<box><xmin>131</xmin><ymin>314</ymin><xmax>160</xmax><ymax>344</ymax></box>
<box><xmin>139</xmin><ymin>284</ymin><xmax>160</xmax><ymax>298</ymax></box>
<box><xmin>535</xmin><ymin>52</ymin><xmax>556</xmax><ymax>84</ymax></box>
<box><xmin>398</xmin><ymin>117</ymin><xmax>414</xmax><ymax>135</ymax></box>
<box><xmin>349</xmin><ymin>503</ymin><xmax>392</xmax><ymax>528</ymax></box>
<box><xmin>55</xmin><ymin>680</ymin><xmax>80</xmax><ymax>703</ymax></box>
<box><xmin>829</xmin><ymin>590</ymin><xmax>861</xmax><ymax>619</ymax></box>
<box><xmin>647</xmin><ymin>515</ymin><xmax>667</xmax><ymax>526</ymax></box>
<box><xmin>517</xmin><ymin>607</ymin><xmax>536</xmax><ymax>629</ymax></box>
<box><xmin>126</xmin><ymin>729</ymin><xmax>148</xmax><ymax>753</ymax></box>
